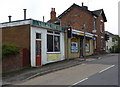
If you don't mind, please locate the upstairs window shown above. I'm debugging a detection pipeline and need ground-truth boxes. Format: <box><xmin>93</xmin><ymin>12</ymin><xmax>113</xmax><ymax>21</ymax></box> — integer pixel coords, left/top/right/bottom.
<box><xmin>100</xmin><ymin>20</ymin><xmax>103</xmax><ymax>33</ymax></box>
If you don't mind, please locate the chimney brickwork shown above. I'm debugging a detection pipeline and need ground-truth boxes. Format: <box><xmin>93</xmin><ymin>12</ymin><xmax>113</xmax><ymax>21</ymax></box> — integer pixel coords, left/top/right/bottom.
<box><xmin>50</xmin><ymin>8</ymin><xmax>56</xmax><ymax>20</ymax></box>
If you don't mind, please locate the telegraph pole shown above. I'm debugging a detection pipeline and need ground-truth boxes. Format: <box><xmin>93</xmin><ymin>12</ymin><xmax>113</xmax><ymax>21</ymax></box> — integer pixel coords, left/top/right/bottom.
<box><xmin>83</xmin><ymin>24</ymin><xmax>86</xmax><ymax>60</ymax></box>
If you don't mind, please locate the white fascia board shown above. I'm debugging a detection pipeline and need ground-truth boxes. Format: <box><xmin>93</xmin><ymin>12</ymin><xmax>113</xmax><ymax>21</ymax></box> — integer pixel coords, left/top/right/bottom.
<box><xmin>0</xmin><ymin>20</ymin><xmax>31</xmax><ymax>28</ymax></box>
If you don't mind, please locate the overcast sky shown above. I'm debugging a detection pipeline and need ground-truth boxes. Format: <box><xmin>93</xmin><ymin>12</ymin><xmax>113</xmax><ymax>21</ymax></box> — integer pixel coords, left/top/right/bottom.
<box><xmin>0</xmin><ymin>0</ymin><xmax>119</xmax><ymax>35</ymax></box>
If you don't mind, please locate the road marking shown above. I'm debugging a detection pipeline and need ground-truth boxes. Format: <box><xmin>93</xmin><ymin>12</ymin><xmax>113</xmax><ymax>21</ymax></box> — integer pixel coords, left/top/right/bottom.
<box><xmin>72</xmin><ymin>78</ymin><xmax>88</xmax><ymax>85</ymax></box>
<box><xmin>99</xmin><ymin>65</ymin><xmax>115</xmax><ymax>73</ymax></box>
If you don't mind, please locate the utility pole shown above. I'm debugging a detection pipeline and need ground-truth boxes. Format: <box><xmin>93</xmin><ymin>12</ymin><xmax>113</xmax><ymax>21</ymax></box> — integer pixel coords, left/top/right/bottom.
<box><xmin>83</xmin><ymin>24</ymin><xmax>86</xmax><ymax>60</ymax></box>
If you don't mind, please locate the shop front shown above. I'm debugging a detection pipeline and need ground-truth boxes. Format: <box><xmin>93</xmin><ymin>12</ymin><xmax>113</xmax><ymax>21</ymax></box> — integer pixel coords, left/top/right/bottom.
<box><xmin>65</xmin><ymin>29</ymin><xmax>94</xmax><ymax>59</ymax></box>
<box><xmin>30</xmin><ymin>20</ymin><xmax>65</xmax><ymax>67</ymax></box>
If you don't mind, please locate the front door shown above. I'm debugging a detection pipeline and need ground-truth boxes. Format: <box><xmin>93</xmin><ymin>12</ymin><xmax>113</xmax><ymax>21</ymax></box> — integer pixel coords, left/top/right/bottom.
<box><xmin>36</xmin><ymin>40</ymin><xmax>41</xmax><ymax>66</ymax></box>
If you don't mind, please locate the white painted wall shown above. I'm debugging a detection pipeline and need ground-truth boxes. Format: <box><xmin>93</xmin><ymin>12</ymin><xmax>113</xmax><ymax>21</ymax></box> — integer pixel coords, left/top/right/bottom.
<box><xmin>106</xmin><ymin>36</ymin><xmax>118</xmax><ymax>52</ymax></box>
<box><xmin>30</xmin><ymin>26</ymin><xmax>65</xmax><ymax>67</ymax></box>
<box><xmin>30</xmin><ymin>27</ymin><xmax>47</xmax><ymax>67</ymax></box>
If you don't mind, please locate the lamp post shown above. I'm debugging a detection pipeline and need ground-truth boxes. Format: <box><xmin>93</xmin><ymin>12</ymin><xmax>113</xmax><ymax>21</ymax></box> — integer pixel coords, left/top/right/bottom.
<box><xmin>83</xmin><ymin>24</ymin><xmax>86</xmax><ymax>60</ymax></box>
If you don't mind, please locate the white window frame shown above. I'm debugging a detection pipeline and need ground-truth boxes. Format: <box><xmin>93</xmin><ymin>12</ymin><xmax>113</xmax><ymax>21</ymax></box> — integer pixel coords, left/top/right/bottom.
<box><xmin>47</xmin><ymin>31</ymin><xmax>61</xmax><ymax>53</ymax></box>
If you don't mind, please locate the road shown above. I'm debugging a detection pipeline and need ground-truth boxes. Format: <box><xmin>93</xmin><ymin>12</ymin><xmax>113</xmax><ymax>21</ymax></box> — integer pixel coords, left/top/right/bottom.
<box><xmin>16</xmin><ymin>54</ymin><xmax>118</xmax><ymax>86</ymax></box>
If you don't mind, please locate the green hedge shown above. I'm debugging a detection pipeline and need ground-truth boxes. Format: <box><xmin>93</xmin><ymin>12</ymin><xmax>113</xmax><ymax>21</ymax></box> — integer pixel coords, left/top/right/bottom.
<box><xmin>2</xmin><ymin>44</ymin><xmax>19</xmax><ymax>58</ymax></box>
<box><xmin>110</xmin><ymin>45</ymin><xmax>120</xmax><ymax>53</ymax></box>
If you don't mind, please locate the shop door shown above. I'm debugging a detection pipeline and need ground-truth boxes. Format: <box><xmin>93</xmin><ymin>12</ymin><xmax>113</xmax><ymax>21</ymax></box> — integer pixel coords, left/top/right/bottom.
<box><xmin>36</xmin><ymin>40</ymin><xmax>41</xmax><ymax>66</ymax></box>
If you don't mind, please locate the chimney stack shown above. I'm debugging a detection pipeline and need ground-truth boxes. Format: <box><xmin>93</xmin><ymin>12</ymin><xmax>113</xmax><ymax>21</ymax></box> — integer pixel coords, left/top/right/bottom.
<box><xmin>81</xmin><ymin>2</ymin><xmax>88</xmax><ymax>10</ymax></box>
<box><xmin>50</xmin><ymin>8</ymin><xmax>56</xmax><ymax>20</ymax></box>
<box><xmin>8</xmin><ymin>15</ymin><xmax>12</xmax><ymax>22</ymax></box>
<box><xmin>23</xmin><ymin>9</ymin><xmax>27</xmax><ymax>20</ymax></box>
<box><xmin>82</xmin><ymin>2</ymin><xmax>84</xmax><ymax>6</ymax></box>
<box><xmin>43</xmin><ymin>16</ymin><xmax>45</xmax><ymax>22</ymax></box>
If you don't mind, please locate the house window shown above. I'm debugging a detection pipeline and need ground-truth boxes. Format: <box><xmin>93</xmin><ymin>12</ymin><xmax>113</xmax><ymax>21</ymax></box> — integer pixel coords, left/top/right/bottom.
<box><xmin>101</xmin><ymin>39</ymin><xmax>104</xmax><ymax>49</ymax></box>
<box><xmin>100</xmin><ymin>20</ymin><xmax>103</xmax><ymax>33</ymax></box>
<box><xmin>36</xmin><ymin>33</ymin><xmax>41</xmax><ymax>39</ymax></box>
<box><xmin>112</xmin><ymin>38</ymin><xmax>115</xmax><ymax>42</ymax></box>
<box><xmin>47</xmin><ymin>31</ymin><xmax>60</xmax><ymax>52</ymax></box>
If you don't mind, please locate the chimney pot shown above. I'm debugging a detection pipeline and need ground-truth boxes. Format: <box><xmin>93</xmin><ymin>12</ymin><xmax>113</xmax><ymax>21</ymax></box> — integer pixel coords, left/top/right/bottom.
<box><xmin>8</xmin><ymin>15</ymin><xmax>12</xmax><ymax>22</ymax></box>
<box><xmin>82</xmin><ymin>2</ymin><xmax>84</xmax><ymax>6</ymax></box>
<box><xmin>23</xmin><ymin>9</ymin><xmax>27</xmax><ymax>20</ymax></box>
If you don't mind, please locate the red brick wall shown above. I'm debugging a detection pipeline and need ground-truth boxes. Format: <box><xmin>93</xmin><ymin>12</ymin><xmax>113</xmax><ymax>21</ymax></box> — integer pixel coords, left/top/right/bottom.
<box><xmin>2</xmin><ymin>52</ymin><xmax>22</xmax><ymax>73</ymax></box>
<box><xmin>59</xmin><ymin>7</ymin><xmax>105</xmax><ymax>54</ymax></box>
<box><xmin>2</xmin><ymin>25</ymin><xmax>31</xmax><ymax>67</ymax></box>
<box><xmin>95</xmin><ymin>15</ymin><xmax>106</xmax><ymax>54</ymax></box>
<box><xmin>60</xmin><ymin>7</ymin><xmax>94</xmax><ymax>33</ymax></box>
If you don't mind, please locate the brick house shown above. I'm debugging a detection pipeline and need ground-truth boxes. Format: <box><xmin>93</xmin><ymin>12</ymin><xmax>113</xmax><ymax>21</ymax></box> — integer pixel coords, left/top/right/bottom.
<box><xmin>48</xmin><ymin>3</ymin><xmax>107</xmax><ymax>56</ymax></box>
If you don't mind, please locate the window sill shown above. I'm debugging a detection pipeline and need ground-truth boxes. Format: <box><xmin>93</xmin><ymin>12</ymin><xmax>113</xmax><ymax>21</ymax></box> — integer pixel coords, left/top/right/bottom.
<box><xmin>47</xmin><ymin>52</ymin><xmax>61</xmax><ymax>54</ymax></box>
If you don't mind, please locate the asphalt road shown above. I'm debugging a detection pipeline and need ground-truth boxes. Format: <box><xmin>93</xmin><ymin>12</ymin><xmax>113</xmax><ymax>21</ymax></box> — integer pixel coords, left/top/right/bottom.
<box><xmin>72</xmin><ymin>54</ymin><xmax>118</xmax><ymax>86</ymax></box>
<box><xmin>16</xmin><ymin>54</ymin><xmax>118</xmax><ymax>86</ymax></box>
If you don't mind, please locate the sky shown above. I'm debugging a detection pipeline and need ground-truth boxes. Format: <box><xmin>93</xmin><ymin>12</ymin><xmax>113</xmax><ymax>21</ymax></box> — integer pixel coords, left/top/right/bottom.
<box><xmin>0</xmin><ymin>0</ymin><xmax>119</xmax><ymax>35</ymax></box>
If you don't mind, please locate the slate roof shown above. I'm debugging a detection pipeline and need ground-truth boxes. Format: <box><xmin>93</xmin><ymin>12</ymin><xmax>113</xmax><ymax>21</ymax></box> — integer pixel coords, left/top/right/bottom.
<box><xmin>48</xmin><ymin>3</ymin><xmax>107</xmax><ymax>23</ymax></box>
<box><xmin>92</xmin><ymin>9</ymin><xmax>107</xmax><ymax>22</ymax></box>
<box><xmin>58</xmin><ymin>3</ymin><xmax>95</xmax><ymax>18</ymax></box>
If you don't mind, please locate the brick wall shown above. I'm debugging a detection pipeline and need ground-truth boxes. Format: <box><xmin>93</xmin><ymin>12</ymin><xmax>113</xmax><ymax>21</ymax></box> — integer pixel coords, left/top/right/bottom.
<box><xmin>2</xmin><ymin>24</ymin><xmax>31</xmax><ymax>67</ymax></box>
<box><xmin>95</xmin><ymin>16</ymin><xmax>106</xmax><ymax>54</ymax></box>
<box><xmin>59</xmin><ymin>7</ymin><xmax>105</xmax><ymax>54</ymax></box>
<box><xmin>60</xmin><ymin>7</ymin><xmax>94</xmax><ymax>33</ymax></box>
<box><xmin>2</xmin><ymin>52</ymin><xmax>22</xmax><ymax>73</ymax></box>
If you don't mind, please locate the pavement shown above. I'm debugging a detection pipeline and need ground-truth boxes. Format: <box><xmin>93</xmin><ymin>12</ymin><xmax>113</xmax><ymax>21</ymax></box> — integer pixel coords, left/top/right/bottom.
<box><xmin>1</xmin><ymin>53</ymin><xmax>116</xmax><ymax>86</ymax></box>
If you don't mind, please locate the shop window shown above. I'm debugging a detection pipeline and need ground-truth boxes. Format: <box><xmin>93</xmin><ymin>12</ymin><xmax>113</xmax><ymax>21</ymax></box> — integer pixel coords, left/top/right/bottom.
<box><xmin>54</xmin><ymin>36</ymin><xmax>60</xmax><ymax>52</ymax></box>
<box><xmin>71</xmin><ymin>37</ymin><xmax>79</xmax><ymax>52</ymax></box>
<box><xmin>47</xmin><ymin>31</ymin><xmax>53</xmax><ymax>34</ymax></box>
<box><xmin>85</xmin><ymin>39</ymin><xmax>90</xmax><ymax>52</ymax></box>
<box><xmin>47</xmin><ymin>35</ymin><xmax>53</xmax><ymax>52</ymax></box>
<box><xmin>47</xmin><ymin>31</ymin><xmax>60</xmax><ymax>52</ymax></box>
<box><xmin>55</xmin><ymin>32</ymin><xmax>60</xmax><ymax>35</ymax></box>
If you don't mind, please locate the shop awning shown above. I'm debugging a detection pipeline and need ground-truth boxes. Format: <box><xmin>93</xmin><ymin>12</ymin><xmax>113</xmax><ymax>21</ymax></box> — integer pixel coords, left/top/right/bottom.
<box><xmin>72</xmin><ymin>29</ymin><xmax>97</xmax><ymax>38</ymax></box>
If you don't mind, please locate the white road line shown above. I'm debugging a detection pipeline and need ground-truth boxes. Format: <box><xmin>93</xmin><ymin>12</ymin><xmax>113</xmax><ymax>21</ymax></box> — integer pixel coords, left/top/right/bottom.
<box><xmin>72</xmin><ymin>78</ymin><xmax>88</xmax><ymax>85</ymax></box>
<box><xmin>99</xmin><ymin>65</ymin><xmax>115</xmax><ymax>73</ymax></box>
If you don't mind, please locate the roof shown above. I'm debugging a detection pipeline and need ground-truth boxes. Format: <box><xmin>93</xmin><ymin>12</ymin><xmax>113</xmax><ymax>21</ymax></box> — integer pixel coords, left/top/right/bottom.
<box><xmin>58</xmin><ymin>3</ymin><xmax>95</xmax><ymax>19</ymax></box>
<box><xmin>48</xmin><ymin>3</ymin><xmax>107</xmax><ymax>23</ymax></box>
<box><xmin>0</xmin><ymin>19</ymin><xmax>66</xmax><ymax>32</ymax></box>
<box><xmin>92</xmin><ymin>9</ymin><xmax>107</xmax><ymax>22</ymax></box>
<box><xmin>105</xmin><ymin>31</ymin><xmax>115</xmax><ymax>36</ymax></box>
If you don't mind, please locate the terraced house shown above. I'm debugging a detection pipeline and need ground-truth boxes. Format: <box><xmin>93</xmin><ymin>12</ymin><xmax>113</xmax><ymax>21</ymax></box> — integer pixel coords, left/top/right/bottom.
<box><xmin>48</xmin><ymin>3</ymin><xmax>107</xmax><ymax>58</ymax></box>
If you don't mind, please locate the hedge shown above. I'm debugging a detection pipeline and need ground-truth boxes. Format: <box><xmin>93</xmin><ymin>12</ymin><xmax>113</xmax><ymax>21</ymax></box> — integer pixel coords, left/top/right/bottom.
<box><xmin>2</xmin><ymin>44</ymin><xmax>19</xmax><ymax>58</ymax></box>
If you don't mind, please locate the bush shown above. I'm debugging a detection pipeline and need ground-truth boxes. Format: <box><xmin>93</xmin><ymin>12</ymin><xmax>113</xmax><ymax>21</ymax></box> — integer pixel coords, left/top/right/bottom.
<box><xmin>2</xmin><ymin>44</ymin><xmax>19</xmax><ymax>58</ymax></box>
<box><xmin>110</xmin><ymin>45</ymin><xmax>120</xmax><ymax>53</ymax></box>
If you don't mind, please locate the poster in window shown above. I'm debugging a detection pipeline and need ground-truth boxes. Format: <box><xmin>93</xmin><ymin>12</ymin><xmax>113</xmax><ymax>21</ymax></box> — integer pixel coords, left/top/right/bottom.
<box><xmin>54</xmin><ymin>36</ymin><xmax>60</xmax><ymax>52</ymax></box>
<box><xmin>85</xmin><ymin>43</ymin><xmax>90</xmax><ymax>52</ymax></box>
<box><xmin>71</xmin><ymin>42</ymin><xmax>78</xmax><ymax>52</ymax></box>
